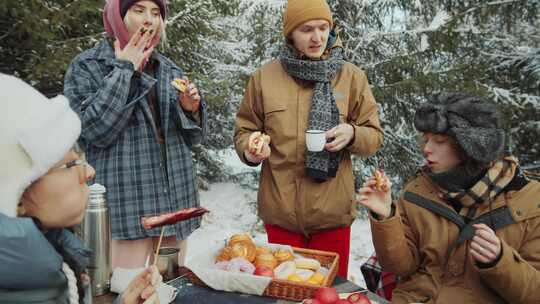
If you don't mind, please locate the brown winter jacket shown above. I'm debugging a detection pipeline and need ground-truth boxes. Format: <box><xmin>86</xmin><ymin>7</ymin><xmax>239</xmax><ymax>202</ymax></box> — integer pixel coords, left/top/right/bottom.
<box><xmin>371</xmin><ymin>171</ymin><xmax>540</xmax><ymax>303</ymax></box>
<box><xmin>234</xmin><ymin>59</ymin><xmax>383</xmax><ymax>236</ymax></box>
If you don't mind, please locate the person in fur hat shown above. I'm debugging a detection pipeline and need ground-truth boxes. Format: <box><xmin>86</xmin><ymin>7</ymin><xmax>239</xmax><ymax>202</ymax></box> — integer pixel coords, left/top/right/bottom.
<box><xmin>234</xmin><ymin>0</ymin><xmax>383</xmax><ymax>277</ymax></box>
<box><xmin>357</xmin><ymin>92</ymin><xmax>540</xmax><ymax>303</ymax></box>
<box><xmin>0</xmin><ymin>74</ymin><xmax>161</xmax><ymax>304</ymax></box>
<box><xmin>64</xmin><ymin>0</ymin><xmax>207</xmax><ymax>269</ymax></box>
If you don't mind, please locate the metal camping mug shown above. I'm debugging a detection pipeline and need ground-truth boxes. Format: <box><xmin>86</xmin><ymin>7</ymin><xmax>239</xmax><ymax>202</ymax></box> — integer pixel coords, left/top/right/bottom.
<box><xmin>82</xmin><ymin>184</ymin><xmax>112</xmax><ymax>296</ymax></box>
<box><xmin>156</xmin><ymin>247</ymin><xmax>180</xmax><ymax>281</ymax></box>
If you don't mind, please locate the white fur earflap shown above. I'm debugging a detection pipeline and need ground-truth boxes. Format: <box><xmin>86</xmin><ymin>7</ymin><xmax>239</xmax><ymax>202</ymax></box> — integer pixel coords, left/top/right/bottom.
<box><xmin>0</xmin><ymin>74</ymin><xmax>81</xmax><ymax>217</ymax></box>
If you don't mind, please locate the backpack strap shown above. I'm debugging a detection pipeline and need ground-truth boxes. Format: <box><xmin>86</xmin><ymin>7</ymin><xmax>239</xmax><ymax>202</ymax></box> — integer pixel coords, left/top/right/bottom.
<box><xmin>403</xmin><ymin>191</ymin><xmax>516</xmax><ymax>246</ymax></box>
<box><xmin>403</xmin><ymin>191</ymin><xmax>466</xmax><ymax>229</ymax></box>
<box><xmin>457</xmin><ymin>206</ymin><xmax>515</xmax><ymax>244</ymax></box>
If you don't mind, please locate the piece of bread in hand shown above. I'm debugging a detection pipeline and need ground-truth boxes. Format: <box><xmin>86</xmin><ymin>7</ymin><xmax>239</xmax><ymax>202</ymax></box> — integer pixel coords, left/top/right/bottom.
<box><xmin>248</xmin><ymin>131</ymin><xmax>271</xmax><ymax>156</ymax></box>
<box><xmin>171</xmin><ymin>78</ymin><xmax>188</xmax><ymax>93</ymax></box>
<box><xmin>374</xmin><ymin>169</ymin><xmax>389</xmax><ymax>192</ymax></box>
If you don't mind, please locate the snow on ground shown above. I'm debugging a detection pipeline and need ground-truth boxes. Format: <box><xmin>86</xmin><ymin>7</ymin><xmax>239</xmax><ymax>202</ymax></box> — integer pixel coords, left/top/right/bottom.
<box><xmin>186</xmin><ymin>149</ymin><xmax>374</xmax><ymax>288</ymax></box>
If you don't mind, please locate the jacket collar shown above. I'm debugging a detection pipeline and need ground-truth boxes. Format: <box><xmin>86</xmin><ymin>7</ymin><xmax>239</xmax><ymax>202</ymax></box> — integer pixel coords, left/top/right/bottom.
<box><xmin>92</xmin><ymin>39</ymin><xmax>175</xmax><ymax>137</ymax></box>
<box><xmin>416</xmin><ymin>172</ymin><xmax>509</xmax><ymax>217</ymax></box>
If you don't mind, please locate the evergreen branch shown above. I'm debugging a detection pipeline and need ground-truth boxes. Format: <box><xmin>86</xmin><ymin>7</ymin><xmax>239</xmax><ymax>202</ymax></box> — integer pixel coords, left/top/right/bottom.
<box><xmin>377</xmin><ymin>67</ymin><xmax>468</xmax><ymax>89</ymax></box>
<box><xmin>360</xmin><ymin>0</ymin><xmax>523</xmax><ymax>39</ymax></box>
<box><xmin>166</xmin><ymin>10</ymin><xmax>190</xmax><ymax>25</ymax></box>
<box><xmin>166</xmin><ymin>2</ymin><xmax>204</xmax><ymax>26</ymax></box>
<box><xmin>49</xmin><ymin>32</ymin><xmax>105</xmax><ymax>46</ymax></box>
<box><xmin>0</xmin><ymin>21</ymin><xmax>21</xmax><ymax>41</ymax></box>
<box><xmin>65</xmin><ymin>0</ymin><xmax>85</xmax><ymax>9</ymax></box>
<box><xmin>479</xmin><ymin>82</ymin><xmax>540</xmax><ymax>107</ymax></box>
<box><xmin>382</xmin><ymin>128</ymin><xmax>423</xmax><ymax>164</ymax></box>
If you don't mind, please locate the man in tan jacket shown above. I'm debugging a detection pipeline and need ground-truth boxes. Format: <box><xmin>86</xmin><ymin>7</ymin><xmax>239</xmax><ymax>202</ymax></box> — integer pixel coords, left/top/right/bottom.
<box><xmin>234</xmin><ymin>0</ymin><xmax>383</xmax><ymax>277</ymax></box>
<box><xmin>358</xmin><ymin>92</ymin><xmax>540</xmax><ymax>303</ymax></box>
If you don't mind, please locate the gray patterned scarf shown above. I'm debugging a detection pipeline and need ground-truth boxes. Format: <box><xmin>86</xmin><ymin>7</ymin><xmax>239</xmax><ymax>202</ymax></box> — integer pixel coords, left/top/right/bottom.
<box><xmin>280</xmin><ymin>43</ymin><xmax>344</xmax><ymax>182</ymax></box>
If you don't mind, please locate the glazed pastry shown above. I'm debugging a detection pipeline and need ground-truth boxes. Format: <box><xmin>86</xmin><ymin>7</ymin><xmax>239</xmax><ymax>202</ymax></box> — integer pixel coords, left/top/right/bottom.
<box><xmin>231</xmin><ymin>242</ymin><xmax>257</xmax><ymax>262</ymax></box>
<box><xmin>374</xmin><ymin>169</ymin><xmax>389</xmax><ymax>192</ymax></box>
<box><xmin>256</xmin><ymin>246</ymin><xmax>271</xmax><ymax>256</ymax></box>
<box><xmin>228</xmin><ymin>233</ymin><xmax>253</xmax><ymax>247</ymax></box>
<box><xmin>171</xmin><ymin>78</ymin><xmax>188</xmax><ymax>93</ymax></box>
<box><xmin>274</xmin><ymin>249</ymin><xmax>294</xmax><ymax>263</ymax></box>
<box><xmin>248</xmin><ymin>131</ymin><xmax>271</xmax><ymax>155</ymax></box>
<box><xmin>216</xmin><ymin>246</ymin><xmax>232</xmax><ymax>262</ymax></box>
<box><xmin>254</xmin><ymin>253</ymin><xmax>278</xmax><ymax>270</ymax></box>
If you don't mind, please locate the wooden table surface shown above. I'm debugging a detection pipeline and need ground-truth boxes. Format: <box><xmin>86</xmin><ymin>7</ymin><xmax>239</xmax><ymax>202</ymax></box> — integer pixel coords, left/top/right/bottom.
<box><xmin>93</xmin><ymin>292</ymin><xmax>116</xmax><ymax>304</ymax></box>
<box><xmin>92</xmin><ymin>268</ymin><xmax>388</xmax><ymax>304</ymax></box>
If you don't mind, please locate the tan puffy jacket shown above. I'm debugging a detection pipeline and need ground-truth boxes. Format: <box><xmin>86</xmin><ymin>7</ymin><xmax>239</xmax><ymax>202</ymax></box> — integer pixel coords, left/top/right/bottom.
<box><xmin>371</xmin><ymin>172</ymin><xmax>540</xmax><ymax>303</ymax></box>
<box><xmin>234</xmin><ymin>59</ymin><xmax>383</xmax><ymax>235</ymax></box>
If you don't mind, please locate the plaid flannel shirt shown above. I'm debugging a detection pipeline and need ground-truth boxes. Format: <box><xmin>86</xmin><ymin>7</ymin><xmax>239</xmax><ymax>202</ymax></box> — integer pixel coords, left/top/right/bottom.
<box><xmin>64</xmin><ymin>40</ymin><xmax>207</xmax><ymax>240</ymax></box>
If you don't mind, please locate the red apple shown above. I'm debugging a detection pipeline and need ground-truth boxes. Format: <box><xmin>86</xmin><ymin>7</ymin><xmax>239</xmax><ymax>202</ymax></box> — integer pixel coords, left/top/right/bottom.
<box><xmin>347</xmin><ymin>292</ymin><xmax>372</xmax><ymax>304</ymax></box>
<box><xmin>334</xmin><ymin>300</ymin><xmax>352</xmax><ymax>304</ymax></box>
<box><xmin>302</xmin><ymin>299</ymin><xmax>322</xmax><ymax>304</ymax></box>
<box><xmin>314</xmin><ymin>287</ymin><xmax>340</xmax><ymax>304</ymax></box>
<box><xmin>253</xmin><ymin>266</ymin><xmax>274</xmax><ymax>277</ymax></box>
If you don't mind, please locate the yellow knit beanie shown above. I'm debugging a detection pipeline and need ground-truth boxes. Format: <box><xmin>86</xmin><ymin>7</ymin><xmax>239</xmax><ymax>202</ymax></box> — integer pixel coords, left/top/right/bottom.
<box><xmin>282</xmin><ymin>0</ymin><xmax>333</xmax><ymax>38</ymax></box>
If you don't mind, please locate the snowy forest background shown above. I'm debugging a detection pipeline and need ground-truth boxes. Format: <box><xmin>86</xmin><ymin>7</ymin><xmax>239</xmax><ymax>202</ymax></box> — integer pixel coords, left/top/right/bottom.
<box><xmin>2</xmin><ymin>0</ymin><xmax>538</xmax><ymax>189</ymax></box>
<box><xmin>1</xmin><ymin>0</ymin><xmax>539</xmax><ymax>287</ymax></box>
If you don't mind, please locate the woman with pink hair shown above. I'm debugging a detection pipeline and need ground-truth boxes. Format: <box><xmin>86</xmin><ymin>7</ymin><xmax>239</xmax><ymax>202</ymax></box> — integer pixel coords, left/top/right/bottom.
<box><xmin>64</xmin><ymin>0</ymin><xmax>207</xmax><ymax>269</ymax></box>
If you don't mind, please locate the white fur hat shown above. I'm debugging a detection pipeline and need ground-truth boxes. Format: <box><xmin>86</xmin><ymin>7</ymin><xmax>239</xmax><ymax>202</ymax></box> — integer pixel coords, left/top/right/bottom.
<box><xmin>0</xmin><ymin>74</ymin><xmax>81</xmax><ymax>217</ymax></box>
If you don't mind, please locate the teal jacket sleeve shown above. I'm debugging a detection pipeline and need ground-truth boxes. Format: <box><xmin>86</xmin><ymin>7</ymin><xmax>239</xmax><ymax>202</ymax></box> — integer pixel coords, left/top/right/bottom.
<box><xmin>0</xmin><ymin>214</ymin><xmax>66</xmax><ymax>289</ymax></box>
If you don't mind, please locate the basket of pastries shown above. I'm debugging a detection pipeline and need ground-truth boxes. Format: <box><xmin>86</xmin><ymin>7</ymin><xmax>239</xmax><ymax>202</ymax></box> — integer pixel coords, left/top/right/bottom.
<box><xmin>185</xmin><ymin>233</ymin><xmax>339</xmax><ymax>302</ymax></box>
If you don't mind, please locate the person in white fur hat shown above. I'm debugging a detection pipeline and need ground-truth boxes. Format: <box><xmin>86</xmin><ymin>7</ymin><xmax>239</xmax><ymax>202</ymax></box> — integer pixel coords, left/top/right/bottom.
<box><xmin>0</xmin><ymin>73</ymin><xmax>161</xmax><ymax>304</ymax></box>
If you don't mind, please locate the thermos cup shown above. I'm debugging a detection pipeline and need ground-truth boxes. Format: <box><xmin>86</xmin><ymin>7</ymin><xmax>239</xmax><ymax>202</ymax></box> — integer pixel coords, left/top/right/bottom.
<box><xmin>82</xmin><ymin>183</ymin><xmax>112</xmax><ymax>296</ymax></box>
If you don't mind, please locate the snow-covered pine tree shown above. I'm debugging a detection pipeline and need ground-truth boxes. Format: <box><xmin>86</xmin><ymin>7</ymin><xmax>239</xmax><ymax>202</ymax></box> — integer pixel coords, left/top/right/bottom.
<box><xmin>0</xmin><ymin>0</ymin><xmax>247</xmax><ymax>184</ymax></box>
<box><xmin>328</xmin><ymin>0</ymin><xmax>540</xmax><ymax>188</ymax></box>
<box><xmin>0</xmin><ymin>0</ymin><xmax>103</xmax><ymax>94</ymax></box>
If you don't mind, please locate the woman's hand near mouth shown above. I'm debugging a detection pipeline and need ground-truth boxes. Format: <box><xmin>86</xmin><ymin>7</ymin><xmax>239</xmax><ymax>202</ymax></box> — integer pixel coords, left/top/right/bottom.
<box><xmin>114</xmin><ymin>25</ymin><xmax>155</xmax><ymax>71</ymax></box>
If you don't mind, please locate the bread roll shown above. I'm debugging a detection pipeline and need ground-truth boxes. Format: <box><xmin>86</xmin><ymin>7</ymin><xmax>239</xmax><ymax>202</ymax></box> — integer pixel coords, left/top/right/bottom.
<box><xmin>274</xmin><ymin>261</ymin><xmax>296</xmax><ymax>280</ymax></box>
<box><xmin>231</xmin><ymin>242</ymin><xmax>256</xmax><ymax>262</ymax></box>
<box><xmin>256</xmin><ymin>246</ymin><xmax>271</xmax><ymax>256</ymax></box>
<box><xmin>374</xmin><ymin>169</ymin><xmax>389</xmax><ymax>191</ymax></box>
<box><xmin>254</xmin><ymin>253</ymin><xmax>278</xmax><ymax>270</ymax></box>
<box><xmin>248</xmin><ymin>132</ymin><xmax>271</xmax><ymax>155</ymax></box>
<box><xmin>306</xmin><ymin>272</ymin><xmax>325</xmax><ymax>286</ymax></box>
<box><xmin>216</xmin><ymin>246</ymin><xmax>232</xmax><ymax>262</ymax></box>
<box><xmin>294</xmin><ymin>257</ymin><xmax>321</xmax><ymax>271</ymax></box>
<box><xmin>295</xmin><ymin>269</ymin><xmax>315</xmax><ymax>281</ymax></box>
<box><xmin>171</xmin><ymin>78</ymin><xmax>188</xmax><ymax>93</ymax></box>
<box><xmin>274</xmin><ymin>249</ymin><xmax>294</xmax><ymax>263</ymax></box>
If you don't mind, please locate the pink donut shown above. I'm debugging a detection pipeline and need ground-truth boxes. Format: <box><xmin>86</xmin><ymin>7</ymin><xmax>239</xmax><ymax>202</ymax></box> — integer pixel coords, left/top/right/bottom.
<box><xmin>214</xmin><ymin>261</ymin><xmax>230</xmax><ymax>270</ymax></box>
<box><xmin>226</xmin><ymin>257</ymin><xmax>255</xmax><ymax>274</ymax></box>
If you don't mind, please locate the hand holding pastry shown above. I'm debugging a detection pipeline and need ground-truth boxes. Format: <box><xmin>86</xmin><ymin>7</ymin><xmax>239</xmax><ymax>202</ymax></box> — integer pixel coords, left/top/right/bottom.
<box><xmin>244</xmin><ymin>131</ymin><xmax>271</xmax><ymax>164</ymax></box>
<box><xmin>172</xmin><ymin>77</ymin><xmax>200</xmax><ymax>113</ymax></box>
<box><xmin>373</xmin><ymin>169</ymin><xmax>390</xmax><ymax>192</ymax></box>
<box><xmin>356</xmin><ymin>170</ymin><xmax>393</xmax><ymax>219</ymax></box>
